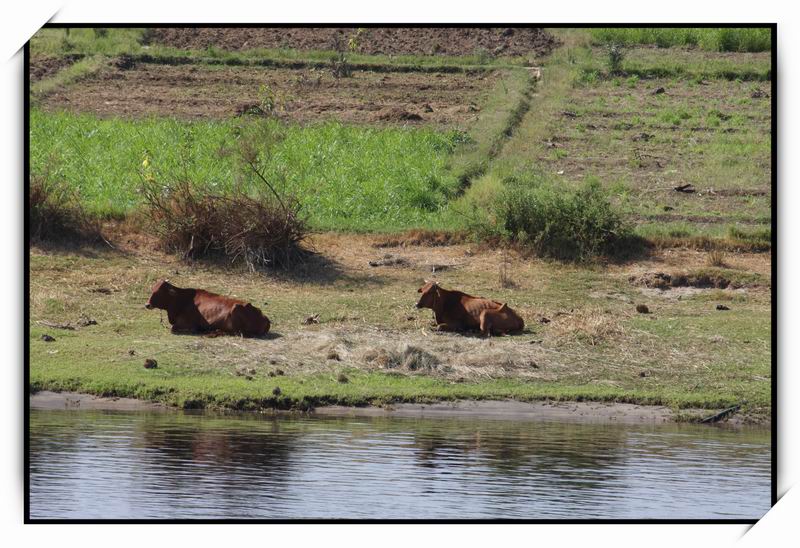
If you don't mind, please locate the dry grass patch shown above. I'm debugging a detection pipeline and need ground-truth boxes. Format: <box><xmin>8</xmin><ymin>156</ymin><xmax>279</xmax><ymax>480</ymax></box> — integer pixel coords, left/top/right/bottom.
<box><xmin>372</xmin><ymin>230</ymin><xmax>468</xmax><ymax>249</ymax></box>
<box><xmin>548</xmin><ymin>308</ymin><xmax>626</xmax><ymax>346</ymax></box>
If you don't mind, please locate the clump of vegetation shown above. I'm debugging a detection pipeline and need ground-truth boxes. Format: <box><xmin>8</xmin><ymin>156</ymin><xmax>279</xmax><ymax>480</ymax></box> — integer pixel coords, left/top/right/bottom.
<box><xmin>728</xmin><ymin>226</ymin><xmax>771</xmax><ymax>246</ymax></box>
<box><xmin>29</xmin><ymin>174</ymin><xmax>102</xmax><ymax>244</ymax></box>
<box><xmin>707</xmin><ymin>249</ymin><xmax>728</xmax><ymax>268</ymax></box>
<box><xmin>141</xmin><ymin>178</ymin><xmax>308</xmax><ymax>269</ymax></box>
<box><xmin>257</xmin><ymin>84</ymin><xmax>289</xmax><ymax>116</ymax></box>
<box><xmin>140</xmin><ymin>130</ymin><xmax>309</xmax><ymax>270</ymax></box>
<box><xmin>363</xmin><ymin>345</ymin><xmax>440</xmax><ymax>372</ymax></box>
<box><xmin>484</xmin><ymin>174</ymin><xmax>635</xmax><ymax>261</ymax></box>
<box><xmin>607</xmin><ymin>44</ymin><xmax>625</xmax><ymax>74</ymax></box>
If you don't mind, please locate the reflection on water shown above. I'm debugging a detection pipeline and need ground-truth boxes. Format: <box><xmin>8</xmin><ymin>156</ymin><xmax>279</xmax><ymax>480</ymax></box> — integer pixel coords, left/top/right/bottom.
<box><xmin>29</xmin><ymin>409</ymin><xmax>770</xmax><ymax>519</ymax></box>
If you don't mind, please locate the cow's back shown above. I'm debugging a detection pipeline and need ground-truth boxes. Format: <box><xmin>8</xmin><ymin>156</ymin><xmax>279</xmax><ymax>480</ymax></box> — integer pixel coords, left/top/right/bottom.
<box><xmin>193</xmin><ymin>290</ymin><xmax>245</xmax><ymax>329</ymax></box>
<box><xmin>433</xmin><ymin>290</ymin><xmax>502</xmax><ymax>329</ymax></box>
<box><xmin>460</xmin><ymin>295</ymin><xmax>504</xmax><ymax>321</ymax></box>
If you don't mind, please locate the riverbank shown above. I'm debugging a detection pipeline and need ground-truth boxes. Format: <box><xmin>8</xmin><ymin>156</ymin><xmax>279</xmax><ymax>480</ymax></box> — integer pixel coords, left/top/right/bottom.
<box><xmin>29</xmin><ymin>231</ymin><xmax>771</xmax><ymax>424</ymax></box>
<box><xmin>29</xmin><ymin>391</ymin><xmax>758</xmax><ymax>427</ymax></box>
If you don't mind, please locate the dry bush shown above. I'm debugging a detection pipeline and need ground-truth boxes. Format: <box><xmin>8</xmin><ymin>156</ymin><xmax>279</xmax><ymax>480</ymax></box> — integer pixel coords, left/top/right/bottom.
<box><xmin>141</xmin><ymin>178</ymin><xmax>308</xmax><ymax>270</ymax></box>
<box><xmin>29</xmin><ymin>175</ymin><xmax>102</xmax><ymax>244</ymax></box>
<box><xmin>707</xmin><ymin>249</ymin><xmax>728</xmax><ymax>268</ymax></box>
<box><xmin>363</xmin><ymin>345</ymin><xmax>440</xmax><ymax>372</ymax></box>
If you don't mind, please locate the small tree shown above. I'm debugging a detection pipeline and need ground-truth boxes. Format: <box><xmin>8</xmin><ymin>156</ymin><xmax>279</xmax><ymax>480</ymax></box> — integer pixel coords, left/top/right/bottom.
<box><xmin>607</xmin><ymin>44</ymin><xmax>625</xmax><ymax>75</ymax></box>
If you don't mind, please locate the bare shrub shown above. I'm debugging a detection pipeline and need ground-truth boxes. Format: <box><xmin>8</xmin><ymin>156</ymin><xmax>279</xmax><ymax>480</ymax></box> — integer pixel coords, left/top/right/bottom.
<box><xmin>498</xmin><ymin>249</ymin><xmax>516</xmax><ymax>288</ymax></box>
<box><xmin>141</xmin><ymin>178</ymin><xmax>308</xmax><ymax>270</ymax></box>
<box><xmin>607</xmin><ymin>44</ymin><xmax>625</xmax><ymax>74</ymax></box>
<box><xmin>29</xmin><ymin>175</ymin><xmax>103</xmax><ymax>244</ymax></box>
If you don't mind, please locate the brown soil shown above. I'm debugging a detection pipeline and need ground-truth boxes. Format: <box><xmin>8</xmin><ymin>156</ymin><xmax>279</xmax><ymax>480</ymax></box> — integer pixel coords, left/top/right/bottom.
<box><xmin>41</xmin><ymin>62</ymin><xmax>498</xmax><ymax>125</ymax></box>
<box><xmin>150</xmin><ymin>27</ymin><xmax>559</xmax><ymax>59</ymax></box>
<box><xmin>31</xmin><ymin>391</ymin><xmax>751</xmax><ymax>425</ymax></box>
<box><xmin>29</xmin><ymin>390</ymin><xmax>167</xmax><ymax>411</ymax></box>
<box><xmin>29</xmin><ymin>55</ymin><xmax>80</xmax><ymax>82</ymax></box>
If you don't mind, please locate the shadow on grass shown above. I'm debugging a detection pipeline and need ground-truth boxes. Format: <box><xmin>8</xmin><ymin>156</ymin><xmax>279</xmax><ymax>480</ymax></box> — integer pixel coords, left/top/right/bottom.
<box><xmin>601</xmin><ymin>234</ymin><xmax>655</xmax><ymax>265</ymax></box>
<box><xmin>29</xmin><ymin>237</ymin><xmax>120</xmax><ymax>260</ymax></box>
<box><xmin>268</xmin><ymin>249</ymin><xmax>387</xmax><ymax>287</ymax></box>
<box><xmin>165</xmin><ymin>329</ymin><xmax>284</xmax><ymax>340</ymax></box>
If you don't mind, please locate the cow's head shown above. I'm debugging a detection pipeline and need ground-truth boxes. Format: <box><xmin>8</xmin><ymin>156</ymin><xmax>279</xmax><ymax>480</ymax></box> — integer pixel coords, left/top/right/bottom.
<box><xmin>145</xmin><ymin>279</ymin><xmax>176</xmax><ymax>310</ymax></box>
<box><xmin>416</xmin><ymin>280</ymin><xmax>440</xmax><ymax>309</ymax></box>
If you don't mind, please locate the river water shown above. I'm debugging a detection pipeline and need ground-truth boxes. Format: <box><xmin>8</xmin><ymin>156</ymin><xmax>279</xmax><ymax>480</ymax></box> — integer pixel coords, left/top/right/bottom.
<box><xmin>29</xmin><ymin>409</ymin><xmax>771</xmax><ymax>520</ymax></box>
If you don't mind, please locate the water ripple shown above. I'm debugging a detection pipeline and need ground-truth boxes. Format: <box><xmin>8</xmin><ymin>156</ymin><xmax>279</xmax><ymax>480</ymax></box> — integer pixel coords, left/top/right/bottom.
<box><xmin>29</xmin><ymin>410</ymin><xmax>770</xmax><ymax>519</ymax></box>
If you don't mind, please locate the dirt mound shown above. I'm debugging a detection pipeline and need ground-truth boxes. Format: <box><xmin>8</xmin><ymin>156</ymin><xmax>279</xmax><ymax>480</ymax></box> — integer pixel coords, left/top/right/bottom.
<box><xmin>150</xmin><ymin>27</ymin><xmax>559</xmax><ymax>58</ymax></box>
<box><xmin>630</xmin><ymin>271</ymin><xmax>753</xmax><ymax>290</ymax></box>
<box><xmin>29</xmin><ymin>55</ymin><xmax>81</xmax><ymax>82</ymax></box>
<box><xmin>372</xmin><ymin>106</ymin><xmax>423</xmax><ymax>122</ymax></box>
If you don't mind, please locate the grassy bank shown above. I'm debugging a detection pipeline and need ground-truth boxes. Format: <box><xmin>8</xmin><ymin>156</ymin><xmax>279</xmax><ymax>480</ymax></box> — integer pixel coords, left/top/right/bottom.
<box><xmin>29</xmin><ymin>234</ymin><xmax>771</xmax><ymax>421</ymax></box>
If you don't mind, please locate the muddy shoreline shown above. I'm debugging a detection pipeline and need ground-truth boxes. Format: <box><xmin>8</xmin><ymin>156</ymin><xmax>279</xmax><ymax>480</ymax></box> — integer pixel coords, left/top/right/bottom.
<box><xmin>28</xmin><ymin>391</ymin><xmax>757</xmax><ymax>427</ymax></box>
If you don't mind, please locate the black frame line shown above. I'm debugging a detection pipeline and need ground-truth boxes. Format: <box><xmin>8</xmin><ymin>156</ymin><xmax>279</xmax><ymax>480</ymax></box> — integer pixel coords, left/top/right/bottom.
<box><xmin>23</xmin><ymin>22</ymin><xmax>778</xmax><ymax>524</ymax></box>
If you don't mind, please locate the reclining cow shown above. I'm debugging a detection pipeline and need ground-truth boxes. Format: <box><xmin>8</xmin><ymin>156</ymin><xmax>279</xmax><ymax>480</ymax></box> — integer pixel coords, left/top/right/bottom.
<box><xmin>145</xmin><ymin>279</ymin><xmax>270</xmax><ymax>337</ymax></box>
<box><xmin>415</xmin><ymin>281</ymin><xmax>524</xmax><ymax>336</ymax></box>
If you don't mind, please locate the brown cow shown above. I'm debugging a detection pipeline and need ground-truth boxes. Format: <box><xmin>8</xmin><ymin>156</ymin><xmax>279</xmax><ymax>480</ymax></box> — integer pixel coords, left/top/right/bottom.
<box><xmin>415</xmin><ymin>281</ymin><xmax>524</xmax><ymax>336</ymax></box>
<box><xmin>145</xmin><ymin>279</ymin><xmax>270</xmax><ymax>337</ymax></box>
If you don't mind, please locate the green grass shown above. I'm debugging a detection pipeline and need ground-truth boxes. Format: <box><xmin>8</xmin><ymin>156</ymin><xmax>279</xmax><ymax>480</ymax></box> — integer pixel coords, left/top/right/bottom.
<box><xmin>30</xmin><ymin>109</ymin><xmax>465</xmax><ymax>230</ymax></box>
<box><xmin>590</xmin><ymin>27</ymin><xmax>772</xmax><ymax>52</ymax></box>
<box><xmin>29</xmin><ymin>305</ymin><xmax>770</xmax><ymax>410</ymax></box>
<box><xmin>31</xmin><ymin>28</ymin><xmax>149</xmax><ymax>57</ymax></box>
<box><xmin>30</xmin><ymin>357</ymin><xmax>750</xmax><ymax>412</ymax></box>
